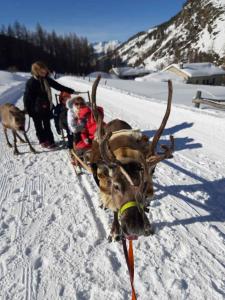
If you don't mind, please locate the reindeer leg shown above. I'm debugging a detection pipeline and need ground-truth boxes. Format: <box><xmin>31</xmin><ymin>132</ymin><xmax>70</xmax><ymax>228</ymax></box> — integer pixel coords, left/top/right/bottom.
<box><xmin>3</xmin><ymin>127</ymin><xmax>12</xmax><ymax>148</ymax></box>
<box><xmin>108</xmin><ymin>212</ymin><xmax>122</xmax><ymax>242</ymax></box>
<box><xmin>12</xmin><ymin>130</ymin><xmax>19</xmax><ymax>155</ymax></box>
<box><xmin>23</xmin><ymin>132</ymin><xmax>36</xmax><ymax>153</ymax></box>
<box><xmin>16</xmin><ymin>132</ymin><xmax>26</xmax><ymax>143</ymax></box>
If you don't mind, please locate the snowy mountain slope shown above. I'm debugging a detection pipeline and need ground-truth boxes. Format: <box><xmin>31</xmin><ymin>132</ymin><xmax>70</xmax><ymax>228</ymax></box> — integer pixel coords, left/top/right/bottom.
<box><xmin>117</xmin><ymin>0</ymin><xmax>225</xmax><ymax>69</ymax></box>
<box><xmin>92</xmin><ymin>40</ymin><xmax>120</xmax><ymax>56</ymax></box>
<box><xmin>0</xmin><ymin>74</ymin><xmax>225</xmax><ymax>299</ymax></box>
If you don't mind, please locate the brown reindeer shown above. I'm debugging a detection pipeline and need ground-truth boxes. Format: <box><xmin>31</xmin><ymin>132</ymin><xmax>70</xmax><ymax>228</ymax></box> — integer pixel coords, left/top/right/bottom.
<box><xmin>0</xmin><ymin>103</ymin><xmax>36</xmax><ymax>155</ymax></box>
<box><xmin>88</xmin><ymin>75</ymin><xmax>174</xmax><ymax>241</ymax></box>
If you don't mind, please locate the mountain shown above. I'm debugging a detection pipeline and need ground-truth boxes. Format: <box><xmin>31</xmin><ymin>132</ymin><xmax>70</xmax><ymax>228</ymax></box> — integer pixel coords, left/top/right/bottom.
<box><xmin>117</xmin><ymin>0</ymin><xmax>225</xmax><ymax>69</ymax></box>
<box><xmin>92</xmin><ymin>40</ymin><xmax>120</xmax><ymax>56</ymax></box>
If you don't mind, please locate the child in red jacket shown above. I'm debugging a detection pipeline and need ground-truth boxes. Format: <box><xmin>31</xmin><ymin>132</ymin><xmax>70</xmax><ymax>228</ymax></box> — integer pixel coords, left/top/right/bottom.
<box><xmin>67</xmin><ymin>96</ymin><xmax>104</xmax><ymax>155</ymax></box>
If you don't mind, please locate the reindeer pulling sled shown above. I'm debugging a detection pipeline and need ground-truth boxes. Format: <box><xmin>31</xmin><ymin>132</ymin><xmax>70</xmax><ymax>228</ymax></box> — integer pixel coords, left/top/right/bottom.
<box><xmin>70</xmin><ymin>75</ymin><xmax>174</xmax><ymax>299</ymax></box>
<box><xmin>70</xmin><ymin>75</ymin><xmax>174</xmax><ymax>241</ymax></box>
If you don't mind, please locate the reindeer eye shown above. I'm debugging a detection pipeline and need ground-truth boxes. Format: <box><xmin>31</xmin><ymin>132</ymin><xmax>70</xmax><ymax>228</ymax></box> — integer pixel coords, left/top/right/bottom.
<box><xmin>150</xmin><ymin>167</ymin><xmax>156</xmax><ymax>175</ymax></box>
<box><xmin>113</xmin><ymin>183</ymin><xmax>120</xmax><ymax>191</ymax></box>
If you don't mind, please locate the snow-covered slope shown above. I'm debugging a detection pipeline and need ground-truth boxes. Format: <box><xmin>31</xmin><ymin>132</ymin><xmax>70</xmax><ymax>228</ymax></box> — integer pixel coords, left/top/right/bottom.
<box><xmin>118</xmin><ymin>0</ymin><xmax>225</xmax><ymax>69</ymax></box>
<box><xmin>93</xmin><ymin>40</ymin><xmax>120</xmax><ymax>55</ymax></box>
<box><xmin>0</xmin><ymin>72</ymin><xmax>225</xmax><ymax>299</ymax></box>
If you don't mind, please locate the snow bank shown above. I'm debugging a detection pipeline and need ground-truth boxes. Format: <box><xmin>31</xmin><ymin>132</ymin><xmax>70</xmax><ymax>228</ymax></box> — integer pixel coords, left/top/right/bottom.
<box><xmin>0</xmin><ymin>71</ymin><xmax>26</xmax><ymax>85</ymax></box>
<box><xmin>0</xmin><ymin>71</ymin><xmax>27</xmax><ymax>105</ymax></box>
<box><xmin>87</xmin><ymin>71</ymin><xmax>118</xmax><ymax>79</ymax></box>
<box><xmin>136</xmin><ymin>70</ymin><xmax>185</xmax><ymax>83</ymax></box>
<box><xmin>164</xmin><ymin>63</ymin><xmax>225</xmax><ymax>77</ymax></box>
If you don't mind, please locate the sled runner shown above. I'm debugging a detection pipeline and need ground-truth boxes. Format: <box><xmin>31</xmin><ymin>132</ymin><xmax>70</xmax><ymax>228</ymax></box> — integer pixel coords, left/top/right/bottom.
<box><xmin>70</xmin><ymin>148</ymin><xmax>92</xmax><ymax>175</ymax></box>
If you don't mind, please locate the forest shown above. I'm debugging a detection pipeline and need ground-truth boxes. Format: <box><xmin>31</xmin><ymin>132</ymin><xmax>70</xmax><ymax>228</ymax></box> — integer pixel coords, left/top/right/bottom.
<box><xmin>0</xmin><ymin>22</ymin><xmax>96</xmax><ymax>74</ymax></box>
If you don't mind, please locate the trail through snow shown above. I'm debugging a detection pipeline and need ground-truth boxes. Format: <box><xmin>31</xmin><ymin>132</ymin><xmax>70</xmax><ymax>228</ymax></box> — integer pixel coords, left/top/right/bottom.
<box><xmin>0</xmin><ymin>75</ymin><xmax>225</xmax><ymax>300</ymax></box>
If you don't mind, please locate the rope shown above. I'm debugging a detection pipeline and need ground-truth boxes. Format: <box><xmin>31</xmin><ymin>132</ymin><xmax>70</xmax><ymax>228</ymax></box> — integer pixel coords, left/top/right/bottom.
<box><xmin>122</xmin><ymin>238</ymin><xmax>137</xmax><ymax>300</ymax></box>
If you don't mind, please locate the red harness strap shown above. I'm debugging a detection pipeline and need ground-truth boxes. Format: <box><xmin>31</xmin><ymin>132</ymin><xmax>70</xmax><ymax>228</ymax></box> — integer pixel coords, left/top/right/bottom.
<box><xmin>122</xmin><ymin>238</ymin><xmax>137</xmax><ymax>300</ymax></box>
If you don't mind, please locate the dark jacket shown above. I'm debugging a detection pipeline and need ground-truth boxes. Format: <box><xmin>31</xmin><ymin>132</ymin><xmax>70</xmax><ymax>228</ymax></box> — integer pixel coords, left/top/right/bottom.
<box><xmin>23</xmin><ymin>76</ymin><xmax>75</xmax><ymax>117</ymax></box>
<box><xmin>52</xmin><ymin>103</ymin><xmax>68</xmax><ymax>133</ymax></box>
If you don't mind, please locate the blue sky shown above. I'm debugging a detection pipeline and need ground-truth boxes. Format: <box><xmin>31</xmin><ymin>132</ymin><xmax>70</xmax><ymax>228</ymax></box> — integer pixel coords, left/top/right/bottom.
<box><xmin>0</xmin><ymin>0</ymin><xmax>186</xmax><ymax>42</ymax></box>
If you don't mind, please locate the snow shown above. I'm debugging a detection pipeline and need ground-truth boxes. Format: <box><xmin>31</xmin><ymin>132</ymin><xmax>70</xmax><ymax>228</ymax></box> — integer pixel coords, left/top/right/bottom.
<box><xmin>112</xmin><ymin>67</ymin><xmax>152</xmax><ymax>77</ymax></box>
<box><xmin>92</xmin><ymin>40</ymin><xmax>120</xmax><ymax>55</ymax></box>
<box><xmin>164</xmin><ymin>63</ymin><xmax>225</xmax><ymax>78</ymax></box>
<box><xmin>118</xmin><ymin>0</ymin><xmax>225</xmax><ymax>70</ymax></box>
<box><xmin>0</xmin><ymin>71</ymin><xmax>28</xmax><ymax>105</ymax></box>
<box><xmin>210</xmin><ymin>0</ymin><xmax>225</xmax><ymax>8</ymax></box>
<box><xmin>0</xmin><ymin>71</ymin><xmax>26</xmax><ymax>85</ymax></box>
<box><xmin>87</xmin><ymin>72</ymin><xmax>118</xmax><ymax>79</ymax></box>
<box><xmin>136</xmin><ymin>70</ymin><xmax>186</xmax><ymax>83</ymax></box>
<box><xmin>1</xmin><ymin>71</ymin><xmax>225</xmax><ymax>299</ymax></box>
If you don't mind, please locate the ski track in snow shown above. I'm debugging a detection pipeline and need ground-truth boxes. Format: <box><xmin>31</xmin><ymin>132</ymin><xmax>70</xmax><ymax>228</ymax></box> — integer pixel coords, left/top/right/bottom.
<box><xmin>0</xmin><ymin>79</ymin><xmax>225</xmax><ymax>300</ymax></box>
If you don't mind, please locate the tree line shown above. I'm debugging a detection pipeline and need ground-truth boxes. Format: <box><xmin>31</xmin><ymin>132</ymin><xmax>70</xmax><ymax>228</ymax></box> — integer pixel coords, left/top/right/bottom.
<box><xmin>0</xmin><ymin>22</ymin><xmax>96</xmax><ymax>74</ymax></box>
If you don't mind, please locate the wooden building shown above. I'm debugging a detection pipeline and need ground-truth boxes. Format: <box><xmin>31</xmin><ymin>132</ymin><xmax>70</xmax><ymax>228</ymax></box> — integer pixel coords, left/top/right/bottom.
<box><xmin>164</xmin><ymin>63</ymin><xmax>225</xmax><ymax>85</ymax></box>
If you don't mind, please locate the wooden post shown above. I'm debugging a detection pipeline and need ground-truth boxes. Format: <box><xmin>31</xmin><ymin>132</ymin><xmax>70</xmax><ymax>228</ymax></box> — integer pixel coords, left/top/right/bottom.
<box><xmin>193</xmin><ymin>90</ymin><xmax>202</xmax><ymax>108</ymax></box>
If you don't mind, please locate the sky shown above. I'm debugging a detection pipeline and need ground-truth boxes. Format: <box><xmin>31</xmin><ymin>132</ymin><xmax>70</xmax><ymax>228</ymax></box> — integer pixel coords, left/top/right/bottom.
<box><xmin>0</xmin><ymin>0</ymin><xmax>186</xmax><ymax>43</ymax></box>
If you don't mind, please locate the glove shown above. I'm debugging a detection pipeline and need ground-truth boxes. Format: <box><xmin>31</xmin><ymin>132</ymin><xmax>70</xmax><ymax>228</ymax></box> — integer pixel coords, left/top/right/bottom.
<box><xmin>83</xmin><ymin>138</ymin><xmax>91</xmax><ymax>145</ymax></box>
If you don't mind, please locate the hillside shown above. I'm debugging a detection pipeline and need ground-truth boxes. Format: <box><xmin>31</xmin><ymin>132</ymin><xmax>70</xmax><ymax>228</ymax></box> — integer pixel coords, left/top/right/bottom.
<box><xmin>117</xmin><ymin>0</ymin><xmax>225</xmax><ymax>69</ymax></box>
<box><xmin>93</xmin><ymin>40</ymin><xmax>120</xmax><ymax>56</ymax></box>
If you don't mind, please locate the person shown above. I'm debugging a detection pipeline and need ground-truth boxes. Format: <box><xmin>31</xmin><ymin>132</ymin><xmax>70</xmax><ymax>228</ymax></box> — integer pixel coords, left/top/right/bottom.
<box><xmin>23</xmin><ymin>61</ymin><xmax>77</xmax><ymax>148</ymax></box>
<box><xmin>52</xmin><ymin>91</ymin><xmax>73</xmax><ymax>149</ymax></box>
<box><xmin>67</xmin><ymin>96</ymin><xmax>104</xmax><ymax>156</ymax></box>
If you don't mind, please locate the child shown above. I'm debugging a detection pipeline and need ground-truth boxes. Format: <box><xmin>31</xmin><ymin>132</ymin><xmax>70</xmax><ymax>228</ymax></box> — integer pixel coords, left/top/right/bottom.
<box><xmin>52</xmin><ymin>91</ymin><xmax>73</xmax><ymax>149</ymax></box>
<box><xmin>67</xmin><ymin>96</ymin><xmax>104</xmax><ymax>156</ymax></box>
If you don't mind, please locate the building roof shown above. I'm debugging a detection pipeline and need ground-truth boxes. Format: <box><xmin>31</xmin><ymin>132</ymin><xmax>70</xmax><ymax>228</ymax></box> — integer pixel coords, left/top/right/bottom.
<box><xmin>112</xmin><ymin>67</ymin><xmax>152</xmax><ymax>77</ymax></box>
<box><xmin>164</xmin><ymin>63</ymin><xmax>225</xmax><ymax>77</ymax></box>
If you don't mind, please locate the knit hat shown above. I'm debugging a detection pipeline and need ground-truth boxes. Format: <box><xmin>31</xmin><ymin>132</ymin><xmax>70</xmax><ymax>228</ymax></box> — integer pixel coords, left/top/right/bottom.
<box><xmin>59</xmin><ymin>91</ymin><xmax>71</xmax><ymax>103</ymax></box>
<box><xmin>66</xmin><ymin>96</ymin><xmax>85</xmax><ymax>109</ymax></box>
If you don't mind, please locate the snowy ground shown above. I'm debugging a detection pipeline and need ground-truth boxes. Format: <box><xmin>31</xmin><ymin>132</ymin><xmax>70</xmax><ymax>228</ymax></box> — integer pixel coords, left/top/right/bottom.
<box><xmin>0</xmin><ymin>72</ymin><xmax>225</xmax><ymax>300</ymax></box>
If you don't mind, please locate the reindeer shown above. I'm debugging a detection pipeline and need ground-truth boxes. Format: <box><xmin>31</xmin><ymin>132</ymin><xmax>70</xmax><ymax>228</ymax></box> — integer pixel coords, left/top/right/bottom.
<box><xmin>85</xmin><ymin>75</ymin><xmax>174</xmax><ymax>241</ymax></box>
<box><xmin>0</xmin><ymin>103</ymin><xmax>36</xmax><ymax>155</ymax></box>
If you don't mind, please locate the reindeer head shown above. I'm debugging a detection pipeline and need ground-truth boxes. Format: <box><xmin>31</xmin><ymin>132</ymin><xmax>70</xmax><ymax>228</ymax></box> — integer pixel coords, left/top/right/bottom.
<box><xmin>10</xmin><ymin>108</ymin><xmax>26</xmax><ymax>131</ymax></box>
<box><xmin>97</xmin><ymin>158</ymin><xmax>153</xmax><ymax>239</ymax></box>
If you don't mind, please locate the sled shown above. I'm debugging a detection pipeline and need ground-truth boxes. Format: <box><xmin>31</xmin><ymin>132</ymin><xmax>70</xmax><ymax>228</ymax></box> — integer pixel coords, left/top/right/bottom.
<box><xmin>70</xmin><ymin>148</ymin><xmax>92</xmax><ymax>175</ymax></box>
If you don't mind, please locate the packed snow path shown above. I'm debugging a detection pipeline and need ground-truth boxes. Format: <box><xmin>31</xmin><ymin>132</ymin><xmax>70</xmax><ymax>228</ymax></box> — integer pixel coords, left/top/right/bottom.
<box><xmin>0</xmin><ymin>76</ymin><xmax>225</xmax><ymax>300</ymax></box>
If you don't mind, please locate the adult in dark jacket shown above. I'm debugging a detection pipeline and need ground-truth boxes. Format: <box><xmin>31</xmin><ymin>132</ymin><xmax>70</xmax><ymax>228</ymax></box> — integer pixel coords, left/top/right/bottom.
<box><xmin>23</xmin><ymin>61</ymin><xmax>76</xmax><ymax>148</ymax></box>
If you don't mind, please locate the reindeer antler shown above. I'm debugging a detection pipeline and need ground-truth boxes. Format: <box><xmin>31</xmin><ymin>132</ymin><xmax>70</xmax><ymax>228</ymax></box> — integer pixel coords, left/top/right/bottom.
<box><xmin>149</xmin><ymin>80</ymin><xmax>173</xmax><ymax>157</ymax></box>
<box><xmin>147</xmin><ymin>135</ymin><xmax>174</xmax><ymax>166</ymax></box>
<box><xmin>91</xmin><ymin>75</ymin><xmax>136</xmax><ymax>186</ymax></box>
<box><xmin>91</xmin><ymin>75</ymin><xmax>105</xmax><ymax>142</ymax></box>
<box><xmin>91</xmin><ymin>75</ymin><xmax>101</xmax><ymax>123</ymax></box>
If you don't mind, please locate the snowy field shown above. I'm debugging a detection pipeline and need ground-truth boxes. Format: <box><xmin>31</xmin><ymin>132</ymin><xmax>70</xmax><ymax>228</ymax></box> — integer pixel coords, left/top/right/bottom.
<box><xmin>0</xmin><ymin>71</ymin><xmax>225</xmax><ymax>300</ymax></box>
